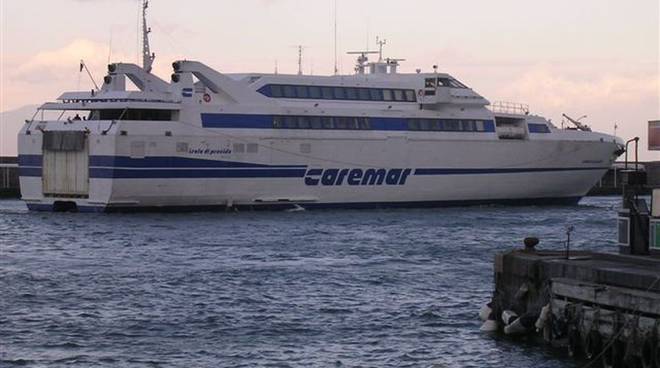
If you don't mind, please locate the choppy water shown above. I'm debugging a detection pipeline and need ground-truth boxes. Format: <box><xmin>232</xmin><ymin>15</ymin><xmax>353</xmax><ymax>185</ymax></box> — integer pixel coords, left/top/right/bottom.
<box><xmin>0</xmin><ymin>197</ymin><xmax>622</xmax><ymax>367</ymax></box>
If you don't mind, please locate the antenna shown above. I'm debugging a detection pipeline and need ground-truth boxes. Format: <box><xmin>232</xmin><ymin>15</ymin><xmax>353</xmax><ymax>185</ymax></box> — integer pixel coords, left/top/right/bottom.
<box><xmin>290</xmin><ymin>45</ymin><xmax>308</xmax><ymax>75</ymax></box>
<box><xmin>346</xmin><ymin>49</ymin><xmax>378</xmax><ymax>74</ymax></box>
<box><xmin>333</xmin><ymin>0</ymin><xmax>338</xmax><ymax>75</ymax></box>
<box><xmin>107</xmin><ymin>29</ymin><xmax>113</xmax><ymax>64</ymax></box>
<box><xmin>376</xmin><ymin>36</ymin><xmax>386</xmax><ymax>62</ymax></box>
<box><xmin>141</xmin><ymin>0</ymin><xmax>155</xmax><ymax>73</ymax></box>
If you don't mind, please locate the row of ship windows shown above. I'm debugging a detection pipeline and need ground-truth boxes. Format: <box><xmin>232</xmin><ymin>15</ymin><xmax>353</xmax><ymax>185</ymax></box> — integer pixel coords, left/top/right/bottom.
<box><xmin>274</xmin><ymin>116</ymin><xmax>371</xmax><ymax>130</ymax></box>
<box><xmin>407</xmin><ymin>119</ymin><xmax>490</xmax><ymax>132</ymax></box>
<box><xmin>260</xmin><ymin>84</ymin><xmax>418</xmax><ymax>102</ymax></box>
<box><xmin>272</xmin><ymin>116</ymin><xmax>493</xmax><ymax>132</ymax></box>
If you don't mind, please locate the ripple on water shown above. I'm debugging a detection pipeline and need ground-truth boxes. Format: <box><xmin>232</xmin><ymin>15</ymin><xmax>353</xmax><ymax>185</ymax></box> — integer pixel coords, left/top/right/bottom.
<box><xmin>0</xmin><ymin>198</ymin><xmax>622</xmax><ymax>367</ymax></box>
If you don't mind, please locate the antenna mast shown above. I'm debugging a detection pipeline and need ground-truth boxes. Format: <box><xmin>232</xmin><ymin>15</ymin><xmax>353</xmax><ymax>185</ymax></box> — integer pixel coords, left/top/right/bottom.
<box><xmin>376</xmin><ymin>37</ymin><xmax>386</xmax><ymax>62</ymax></box>
<box><xmin>297</xmin><ymin>45</ymin><xmax>303</xmax><ymax>75</ymax></box>
<box><xmin>333</xmin><ymin>0</ymin><xmax>338</xmax><ymax>75</ymax></box>
<box><xmin>141</xmin><ymin>0</ymin><xmax>155</xmax><ymax>73</ymax></box>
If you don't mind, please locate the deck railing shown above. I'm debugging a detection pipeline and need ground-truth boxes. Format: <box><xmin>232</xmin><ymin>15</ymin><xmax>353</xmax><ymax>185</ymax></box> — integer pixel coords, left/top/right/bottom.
<box><xmin>489</xmin><ymin>101</ymin><xmax>530</xmax><ymax>115</ymax></box>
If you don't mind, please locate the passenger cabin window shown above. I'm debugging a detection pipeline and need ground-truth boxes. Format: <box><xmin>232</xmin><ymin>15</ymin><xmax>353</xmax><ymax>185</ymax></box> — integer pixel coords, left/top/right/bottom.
<box><xmin>257</xmin><ymin>84</ymin><xmax>416</xmax><ymax>103</ymax></box>
<box><xmin>89</xmin><ymin>109</ymin><xmax>174</xmax><ymax>121</ymax></box>
<box><xmin>406</xmin><ymin>118</ymin><xmax>494</xmax><ymax>133</ymax></box>
<box><xmin>268</xmin><ymin>114</ymin><xmax>495</xmax><ymax>133</ymax></box>
<box><xmin>309</xmin><ymin>86</ymin><xmax>321</xmax><ymax>99</ymax></box>
<box><xmin>270</xmin><ymin>85</ymin><xmax>283</xmax><ymax>97</ymax></box>
<box><xmin>360</xmin><ymin>88</ymin><xmax>372</xmax><ymax>100</ymax></box>
<box><xmin>528</xmin><ymin>123</ymin><xmax>551</xmax><ymax>133</ymax></box>
<box><xmin>283</xmin><ymin>85</ymin><xmax>296</xmax><ymax>98</ymax></box>
<box><xmin>321</xmin><ymin>87</ymin><xmax>334</xmax><ymax>99</ymax></box>
<box><xmin>296</xmin><ymin>85</ymin><xmax>309</xmax><ymax>98</ymax></box>
<box><xmin>333</xmin><ymin>87</ymin><xmax>346</xmax><ymax>100</ymax></box>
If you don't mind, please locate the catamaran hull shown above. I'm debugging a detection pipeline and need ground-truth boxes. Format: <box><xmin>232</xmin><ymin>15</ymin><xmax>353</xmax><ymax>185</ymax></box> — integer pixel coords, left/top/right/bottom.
<box><xmin>18</xmin><ymin>129</ymin><xmax>618</xmax><ymax>212</ymax></box>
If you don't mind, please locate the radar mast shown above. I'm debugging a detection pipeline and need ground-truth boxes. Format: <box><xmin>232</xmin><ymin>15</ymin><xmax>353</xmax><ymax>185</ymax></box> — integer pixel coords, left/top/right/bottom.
<box><xmin>142</xmin><ymin>0</ymin><xmax>155</xmax><ymax>73</ymax></box>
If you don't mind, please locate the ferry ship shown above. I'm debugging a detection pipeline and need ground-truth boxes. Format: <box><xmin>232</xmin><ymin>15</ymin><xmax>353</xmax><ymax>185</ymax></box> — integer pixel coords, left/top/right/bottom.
<box><xmin>17</xmin><ymin>4</ymin><xmax>623</xmax><ymax>212</ymax></box>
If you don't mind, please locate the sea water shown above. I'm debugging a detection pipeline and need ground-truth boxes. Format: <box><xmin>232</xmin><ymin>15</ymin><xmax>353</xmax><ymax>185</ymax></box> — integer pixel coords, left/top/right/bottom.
<box><xmin>0</xmin><ymin>197</ymin><xmax>621</xmax><ymax>367</ymax></box>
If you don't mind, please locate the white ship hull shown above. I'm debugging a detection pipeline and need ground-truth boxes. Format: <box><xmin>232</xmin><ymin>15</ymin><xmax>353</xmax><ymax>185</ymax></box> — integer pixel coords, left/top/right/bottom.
<box><xmin>18</xmin><ymin>118</ymin><xmax>620</xmax><ymax>212</ymax></box>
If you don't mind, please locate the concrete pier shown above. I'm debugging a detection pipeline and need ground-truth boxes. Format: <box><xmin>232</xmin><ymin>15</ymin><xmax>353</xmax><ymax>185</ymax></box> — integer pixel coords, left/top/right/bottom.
<box><xmin>489</xmin><ymin>249</ymin><xmax>660</xmax><ymax>366</ymax></box>
<box><xmin>589</xmin><ymin>162</ymin><xmax>660</xmax><ymax>196</ymax></box>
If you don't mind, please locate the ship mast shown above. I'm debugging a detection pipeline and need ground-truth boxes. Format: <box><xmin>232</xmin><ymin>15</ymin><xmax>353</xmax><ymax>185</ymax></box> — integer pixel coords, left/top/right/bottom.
<box><xmin>141</xmin><ymin>0</ymin><xmax>155</xmax><ymax>73</ymax></box>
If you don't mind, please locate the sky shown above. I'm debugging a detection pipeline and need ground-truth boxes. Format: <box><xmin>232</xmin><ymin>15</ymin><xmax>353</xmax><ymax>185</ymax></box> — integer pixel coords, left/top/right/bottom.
<box><xmin>0</xmin><ymin>0</ymin><xmax>659</xmax><ymax>159</ymax></box>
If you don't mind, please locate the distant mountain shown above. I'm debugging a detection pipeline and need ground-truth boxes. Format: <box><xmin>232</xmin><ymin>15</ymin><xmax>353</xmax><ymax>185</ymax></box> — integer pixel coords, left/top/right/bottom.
<box><xmin>0</xmin><ymin>105</ymin><xmax>38</xmax><ymax>156</ymax></box>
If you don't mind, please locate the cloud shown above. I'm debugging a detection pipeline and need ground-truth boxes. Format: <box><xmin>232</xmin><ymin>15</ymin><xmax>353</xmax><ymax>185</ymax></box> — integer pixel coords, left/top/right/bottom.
<box><xmin>12</xmin><ymin>39</ymin><xmax>113</xmax><ymax>83</ymax></box>
<box><xmin>2</xmin><ymin>38</ymin><xmax>177</xmax><ymax>112</ymax></box>
<box><xmin>498</xmin><ymin>65</ymin><xmax>658</xmax><ymax>110</ymax></box>
<box><xmin>492</xmin><ymin>64</ymin><xmax>659</xmax><ymax>160</ymax></box>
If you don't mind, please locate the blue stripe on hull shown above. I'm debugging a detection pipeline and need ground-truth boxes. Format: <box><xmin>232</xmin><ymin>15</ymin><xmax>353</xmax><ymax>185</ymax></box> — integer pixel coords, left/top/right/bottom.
<box><xmin>414</xmin><ymin>167</ymin><xmax>605</xmax><ymax>175</ymax></box>
<box><xmin>18</xmin><ymin>154</ymin><xmax>42</xmax><ymax>166</ymax></box>
<box><xmin>89</xmin><ymin>155</ymin><xmax>305</xmax><ymax>168</ymax></box>
<box><xmin>18</xmin><ymin>155</ymin><xmax>608</xmax><ymax>179</ymax></box>
<box><xmin>201</xmin><ymin>113</ymin><xmax>273</xmax><ymax>129</ymax></box>
<box><xmin>89</xmin><ymin>168</ymin><xmax>307</xmax><ymax>179</ymax></box>
<box><xmin>25</xmin><ymin>196</ymin><xmax>583</xmax><ymax>213</ymax></box>
<box><xmin>19</xmin><ymin>167</ymin><xmax>42</xmax><ymax>176</ymax></box>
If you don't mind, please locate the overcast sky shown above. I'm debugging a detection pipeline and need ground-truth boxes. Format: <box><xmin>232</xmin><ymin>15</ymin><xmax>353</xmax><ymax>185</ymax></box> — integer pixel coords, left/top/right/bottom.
<box><xmin>1</xmin><ymin>0</ymin><xmax>658</xmax><ymax>159</ymax></box>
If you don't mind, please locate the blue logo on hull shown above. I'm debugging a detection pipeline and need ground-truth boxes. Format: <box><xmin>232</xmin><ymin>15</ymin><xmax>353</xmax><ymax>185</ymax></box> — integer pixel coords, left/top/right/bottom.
<box><xmin>304</xmin><ymin>168</ymin><xmax>412</xmax><ymax>186</ymax></box>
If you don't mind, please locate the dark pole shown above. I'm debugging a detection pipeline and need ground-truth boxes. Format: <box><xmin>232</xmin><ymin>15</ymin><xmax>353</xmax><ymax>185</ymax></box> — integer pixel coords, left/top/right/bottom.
<box><xmin>566</xmin><ymin>226</ymin><xmax>574</xmax><ymax>259</ymax></box>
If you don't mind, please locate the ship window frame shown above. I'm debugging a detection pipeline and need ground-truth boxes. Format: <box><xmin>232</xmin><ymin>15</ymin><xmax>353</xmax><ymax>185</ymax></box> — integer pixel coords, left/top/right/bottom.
<box><xmin>333</xmin><ymin>87</ymin><xmax>346</xmax><ymax>100</ymax></box>
<box><xmin>270</xmin><ymin>84</ymin><xmax>283</xmax><ymax>97</ymax></box>
<box><xmin>273</xmin><ymin>116</ymin><xmax>283</xmax><ymax>128</ymax></box>
<box><xmin>370</xmin><ymin>89</ymin><xmax>383</xmax><ymax>101</ymax></box>
<box><xmin>358</xmin><ymin>88</ymin><xmax>371</xmax><ymax>101</ymax></box>
<box><xmin>382</xmin><ymin>89</ymin><xmax>393</xmax><ymax>101</ymax></box>
<box><xmin>345</xmin><ymin>87</ymin><xmax>358</xmax><ymax>100</ymax></box>
<box><xmin>283</xmin><ymin>116</ymin><xmax>298</xmax><ymax>129</ymax></box>
<box><xmin>404</xmin><ymin>90</ymin><xmax>416</xmax><ymax>102</ymax></box>
<box><xmin>295</xmin><ymin>85</ymin><xmax>309</xmax><ymax>99</ymax></box>
<box><xmin>335</xmin><ymin>117</ymin><xmax>349</xmax><ymax>129</ymax></box>
<box><xmin>321</xmin><ymin>117</ymin><xmax>334</xmax><ymax>129</ymax></box>
<box><xmin>283</xmin><ymin>85</ymin><xmax>296</xmax><ymax>98</ymax></box>
<box><xmin>310</xmin><ymin>116</ymin><xmax>322</xmax><ymax>129</ymax></box>
<box><xmin>298</xmin><ymin>116</ymin><xmax>311</xmax><ymax>129</ymax></box>
<box><xmin>429</xmin><ymin>120</ymin><xmax>442</xmax><ymax>131</ymax></box>
<box><xmin>393</xmin><ymin>89</ymin><xmax>404</xmax><ymax>101</ymax></box>
<box><xmin>449</xmin><ymin>78</ymin><xmax>468</xmax><ymax>89</ymax></box>
<box><xmin>321</xmin><ymin>87</ymin><xmax>334</xmax><ymax>99</ymax></box>
<box><xmin>91</xmin><ymin>109</ymin><xmax>174</xmax><ymax>121</ymax></box>
<box><xmin>309</xmin><ymin>86</ymin><xmax>322</xmax><ymax>99</ymax></box>
<box><xmin>445</xmin><ymin>120</ymin><xmax>460</xmax><ymax>131</ymax></box>
<box><xmin>437</xmin><ymin>78</ymin><xmax>451</xmax><ymax>87</ymax></box>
